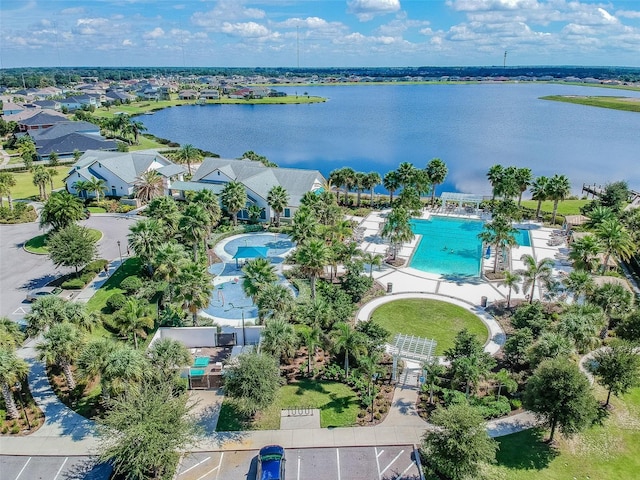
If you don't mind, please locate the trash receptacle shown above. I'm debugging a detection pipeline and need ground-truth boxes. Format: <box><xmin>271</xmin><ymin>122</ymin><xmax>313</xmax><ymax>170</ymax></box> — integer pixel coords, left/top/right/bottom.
<box><xmin>387</xmin><ymin>282</ymin><xmax>393</xmax><ymax>293</ymax></box>
<box><xmin>480</xmin><ymin>296</ymin><xmax>487</xmax><ymax>308</ymax></box>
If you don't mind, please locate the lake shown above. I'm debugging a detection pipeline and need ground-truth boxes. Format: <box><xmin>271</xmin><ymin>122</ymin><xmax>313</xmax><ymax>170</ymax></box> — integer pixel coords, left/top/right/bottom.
<box><xmin>140</xmin><ymin>84</ymin><xmax>640</xmax><ymax>195</ymax></box>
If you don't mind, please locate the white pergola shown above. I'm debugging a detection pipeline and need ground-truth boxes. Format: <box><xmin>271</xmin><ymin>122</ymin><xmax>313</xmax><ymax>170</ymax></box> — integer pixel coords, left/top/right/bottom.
<box><xmin>389</xmin><ymin>334</ymin><xmax>437</xmax><ymax>381</ymax></box>
<box><xmin>440</xmin><ymin>192</ymin><xmax>484</xmax><ymax>209</ymax></box>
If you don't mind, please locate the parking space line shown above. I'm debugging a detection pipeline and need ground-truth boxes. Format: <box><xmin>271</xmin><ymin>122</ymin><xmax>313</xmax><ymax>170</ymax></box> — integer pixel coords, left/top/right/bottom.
<box><xmin>214</xmin><ymin>452</ymin><xmax>223</xmax><ymax>480</ymax></box>
<box><xmin>52</xmin><ymin>457</ymin><xmax>69</xmax><ymax>480</ymax></box>
<box><xmin>375</xmin><ymin>447</ymin><xmax>382</xmax><ymax>478</ymax></box>
<box><xmin>380</xmin><ymin>450</ymin><xmax>404</xmax><ymax>477</ymax></box>
<box><xmin>297</xmin><ymin>455</ymin><xmax>301</xmax><ymax>480</ymax></box>
<box><xmin>393</xmin><ymin>462</ymin><xmax>415</xmax><ymax>480</ymax></box>
<box><xmin>180</xmin><ymin>456</ymin><xmax>211</xmax><ymax>475</ymax></box>
<box><xmin>196</xmin><ymin>465</ymin><xmax>220</xmax><ymax>480</ymax></box>
<box><xmin>336</xmin><ymin>448</ymin><xmax>341</xmax><ymax>480</ymax></box>
<box><xmin>14</xmin><ymin>457</ymin><xmax>31</xmax><ymax>480</ymax></box>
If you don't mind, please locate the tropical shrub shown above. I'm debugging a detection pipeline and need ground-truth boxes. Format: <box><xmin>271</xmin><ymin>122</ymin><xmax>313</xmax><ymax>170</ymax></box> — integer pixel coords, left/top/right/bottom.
<box><xmin>62</xmin><ymin>278</ymin><xmax>86</xmax><ymax>289</ymax></box>
<box><xmin>120</xmin><ymin>276</ymin><xmax>143</xmax><ymax>294</ymax></box>
<box><xmin>84</xmin><ymin>259</ymin><xmax>109</xmax><ymax>273</ymax></box>
<box><xmin>106</xmin><ymin>293</ymin><xmax>127</xmax><ymax>313</ymax></box>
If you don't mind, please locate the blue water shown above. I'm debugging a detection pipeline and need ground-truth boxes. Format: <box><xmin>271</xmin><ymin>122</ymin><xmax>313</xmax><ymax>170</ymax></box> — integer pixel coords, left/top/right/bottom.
<box><xmin>410</xmin><ymin>217</ymin><xmax>532</xmax><ymax>277</ymax></box>
<box><xmin>141</xmin><ymin>84</ymin><xmax>640</xmax><ymax>194</ymax></box>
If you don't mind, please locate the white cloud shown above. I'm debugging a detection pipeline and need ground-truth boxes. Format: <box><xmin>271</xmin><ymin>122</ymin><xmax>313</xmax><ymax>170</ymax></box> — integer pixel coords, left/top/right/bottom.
<box><xmin>617</xmin><ymin>10</ymin><xmax>640</xmax><ymax>19</ymax></box>
<box><xmin>143</xmin><ymin>27</ymin><xmax>165</xmax><ymax>40</ymax></box>
<box><xmin>347</xmin><ymin>0</ymin><xmax>401</xmax><ymax>22</ymax></box>
<box><xmin>220</xmin><ymin>21</ymin><xmax>270</xmax><ymax>38</ymax></box>
<box><xmin>192</xmin><ymin>0</ymin><xmax>266</xmax><ymax>29</ymax></box>
<box><xmin>122</xmin><ymin>39</ymin><xmax>134</xmax><ymax>46</ymax></box>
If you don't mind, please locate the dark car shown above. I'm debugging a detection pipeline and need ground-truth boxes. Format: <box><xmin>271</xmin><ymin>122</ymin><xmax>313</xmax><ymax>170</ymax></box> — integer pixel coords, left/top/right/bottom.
<box><xmin>257</xmin><ymin>445</ymin><xmax>285</xmax><ymax>480</ymax></box>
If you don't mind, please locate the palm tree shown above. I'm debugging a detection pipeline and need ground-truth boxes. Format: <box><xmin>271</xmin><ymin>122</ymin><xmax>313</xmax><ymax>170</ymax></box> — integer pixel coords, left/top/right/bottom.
<box><xmin>36</xmin><ymin>322</ymin><xmax>84</xmax><ymax>391</ymax></box>
<box><xmin>0</xmin><ymin>317</ymin><xmax>24</xmax><ymax>350</ymax></box>
<box><xmin>519</xmin><ymin>254</ymin><xmax>554</xmax><ymax>303</ymax></box>
<box><xmin>133</xmin><ymin>170</ymin><xmax>164</xmax><ymax>203</ymax></box>
<box><xmin>295</xmin><ymin>238</ymin><xmax>330</xmax><ymax>299</ymax></box>
<box><xmin>260</xmin><ymin>317</ymin><xmax>297</xmax><ymax>363</ymax></box>
<box><xmin>290</xmin><ymin>207</ymin><xmax>319</xmax><ymax>244</ymax></box>
<box><xmin>256</xmin><ymin>283</ymin><xmax>295</xmax><ymax>323</ymax></box>
<box><xmin>514</xmin><ymin>167</ymin><xmax>533</xmax><ymax>207</ymax></box>
<box><xmin>486</xmin><ymin>164</ymin><xmax>504</xmax><ymax>200</ymax></box>
<box><xmin>328</xmin><ymin>168</ymin><xmax>346</xmax><ymax>203</ymax></box>
<box><xmin>48</xmin><ymin>150</ymin><xmax>59</xmax><ymax>166</ymax></box>
<box><xmin>546</xmin><ymin>174</ymin><xmax>571</xmax><ymax>225</ymax></box>
<box><xmin>175</xmin><ymin>144</ymin><xmax>201</xmax><ymax>176</ymax></box>
<box><xmin>381</xmin><ymin>206</ymin><xmax>415</xmax><ymax>260</ymax></box>
<box><xmin>128</xmin><ymin>218</ymin><xmax>164</xmax><ymax>272</ymax></box>
<box><xmin>267</xmin><ymin>185</ymin><xmax>289</xmax><ymax>227</ymax></box>
<box><xmin>179</xmin><ymin>204</ymin><xmax>211</xmax><ymax>262</ymax></box>
<box><xmin>494</xmin><ymin>369</ymin><xmax>518</xmax><ymax>398</ymax></box>
<box><xmin>101</xmin><ymin>345</ymin><xmax>148</xmax><ymax>398</ymax></box>
<box><xmin>360</xmin><ymin>251</ymin><xmax>383</xmax><ymax>279</ymax></box>
<box><xmin>32</xmin><ymin>165</ymin><xmax>50</xmax><ymax>200</ymax></box>
<box><xmin>569</xmin><ymin>234</ymin><xmax>602</xmax><ymax>273</ymax></box>
<box><xmin>364</xmin><ymin>171</ymin><xmax>381</xmax><ymax>207</ymax></box>
<box><xmin>357</xmin><ymin>351</ymin><xmax>383</xmax><ymax>404</ymax></box>
<box><xmin>172</xmin><ymin>262</ymin><xmax>213</xmax><ymax>325</ymax></box>
<box><xmin>585</xmin><ymin>206</ymin><xmax>616</xmax><ymax>229</ymax></box>
<box><xmin>530</xmin><ymin>176</ymin><xmax>549</xmax><ymax>219</ymax></box>
<box><xmin>147</xmin><ymin>338</ymin><xmax>191</xmax><ymax>380</ymax></box>
<box><xmin>425</xmin><ymin>158</ymin><xmax>448</xmax><ymax>207</ymax></box>
<box><xmin>396</xmin><ymin>162</ymin><xmax>417</xmax><ymax>190</ymax></box>
<box><xmin>72</xmin><ymin>179</ymin><xmax>92</xmax><ymax>199</ymax></box>
<box><xmin>0</xmin><ymin>348</ymin><xmax>29</xmax><ymax>419</ymax></box>
<box><xmin>331</xmin><ymin>322</ymin><xmax>366</xmax><ymax>378</ymax></box>
<box><xmin>383</xmin><ymin>170</ymin><xmax>400</xmax><ymax>204</ymax></box>
<box><xmin>129</xmin><ymin>119</ymin><xmax>147</xmax><ymax>144</ymax></box>
<box><xmin>299</xmin><ymin>325</ymin><xmax>321</xmax><ymax>374</ymax></box>
<box><xmin>146</xmin><ymin>196</ymin><xmax>181</xmax><ymax>234</ymax></box>
<box><xmin>115</xmin><ymin>299</ymin><xmax>155</xmax><ymax>349</ymax></box>
<box><xmin>562</xmin><ymin>270</ymin><xmax>595</xmax><ymax>302</ymax></box>
<box><xmin>588</xmin><ymin>283</ymin><xmax>634</xmax><ymax>334</ymax></box>
<box><xmin>596</xmin><ymin>218</ymin><xmax>634</xmax><ymax>272</ymax></box>
<box><xmin>77</xmin><ymin>337</ymin><xmax>117</xmax><ymax>399</ymax></box>
<box><xmin>242</xmin><ymin>258</ymin><xmax>277</xmax><ymax>303</ymax></box>
<box><xmin>0</xmin><ymin>172</ymin><xmax>17</xmax><ymax>210</ymax></box>
<box><xmin>86</xmin><ymin>176</ymin><xmax>107</xmax><ymax>202</ymax></box>
<box><xmin>499</xmin><ymin>270</ymin><xmax>521</xmax><ymax>308</ymax></box>
<box><xmin>152</xmin><ymin>242</ymin><xmax>189</xmax><ymax>283</ymax></box>
<box><xmin>422</xmin><ymin>358</ymin><xmax>445</xmax><ymax>404</ymax></box>
<box><xmin>557</xmin><ymin>305</ymin><xmax>605</xmax><ymax>353</ymax></box>
<box><xmin>478</xmin><ymin>214</ymin><xmax>518</xmax><ymax>273</ymax></box>
<box><xmin>353</xmin><ymin>172</ymin><xmax>366</xmax><ymax>207</ymax></box>
<box><xmin>191</xmin><ymin>189</ymin><xmax>222</xmax><ymax>226</ymax></box>
<box><xmin>39</xmin><ymin>191</ymin><xmax>85</xmax><ymax>231</ymax></box>
<box><xmin>220</xmin><ymin>181</ymin><xmax>247</xmax><ymax>226</ymax></box>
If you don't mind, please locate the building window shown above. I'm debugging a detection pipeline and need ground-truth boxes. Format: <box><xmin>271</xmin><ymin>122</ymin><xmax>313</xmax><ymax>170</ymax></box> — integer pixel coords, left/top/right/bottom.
<box><xmin>284</xmin><ymin>208</ymin><xmax>291</xmax><ymax>218</ymax></box>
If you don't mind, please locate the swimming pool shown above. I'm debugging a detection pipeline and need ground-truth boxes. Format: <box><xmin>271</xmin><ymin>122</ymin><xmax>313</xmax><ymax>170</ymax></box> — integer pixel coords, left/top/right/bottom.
<box><xmin>409</xmin><ymin>217</ymin><xmax>531</xmax><ymax>277</ymax></box>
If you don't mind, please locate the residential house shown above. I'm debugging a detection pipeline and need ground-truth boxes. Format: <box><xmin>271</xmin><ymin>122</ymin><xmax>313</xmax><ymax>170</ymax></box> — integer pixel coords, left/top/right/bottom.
<box><xmin>31</xmin><ymin>100</ymin><xmax>62</xmax><ymax>111</ymax></box>
<box><xmin>28</xmin><ymin>121</ymin><xmax>116</xmax><ymax>159</ymax></box>
<box><xmin>200</xmin><ymin>89</ymin><xmax>220</xmax><ymax>100</ymax></box>
<box><xmin>1</xmin><ymin>102</ymin><xmax>26</xmax><ymax>115</ymax></box>
<box><xmin>178</xmin><ymin>90</ymin><xmax>199</xmax><ymax>100</ymax></box>
<box><xmin>170</xmin><ymin>158</ymin><xmax>325</xmax><ymax>222</ymax></box>
<box><xmin>66</xmin><ymin>149</ymin><xmax>186</xmax><ymax>198</ymax></box>
<box><xmin>7</xmin><ymin>109</ymin><xmax>68</xmax><ymax>132</ymax></box>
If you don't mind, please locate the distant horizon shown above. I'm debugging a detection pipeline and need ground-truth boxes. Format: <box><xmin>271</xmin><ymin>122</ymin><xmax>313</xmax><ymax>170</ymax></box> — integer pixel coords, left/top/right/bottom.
<box><xmin>1</xmin><ymin>1</ymin><xmax>639</xmax><ymax>68</ymax></box>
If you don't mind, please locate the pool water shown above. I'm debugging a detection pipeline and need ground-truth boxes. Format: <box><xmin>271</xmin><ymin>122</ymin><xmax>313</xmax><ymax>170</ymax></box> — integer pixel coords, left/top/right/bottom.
<box><xmin>409</xmin><ymin>217</ymin><xmax>531</xmax><ymax>277</ymax></box>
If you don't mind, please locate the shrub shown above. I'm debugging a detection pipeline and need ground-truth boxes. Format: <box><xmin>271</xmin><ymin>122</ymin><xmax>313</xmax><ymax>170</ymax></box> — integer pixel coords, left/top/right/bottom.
<box><xmin>0</xmin><ymin>409</ymin><xmax>6</xmax><ymax>420</ymax></box>
<box><xmin>84</xmin><ymin>259</ymin><xmax>108</xmax><ymax>273</ymax></box>
<box><xmin>106</xmin><ymin>293</ymin><xmax>127</xmax><ymax>313</ymax></box>
<box><xmin>120</xmin><ymin>276</ymin><xmax>143</xmax><ymax>294</ymax></box>
<box><xmin>62</xmin><ymin>278</ymin><xmax>86</xmax><ymax>289</ymax></box>
<box><xmin>510</xmin><ymin>398</ymin><xmax>522</xmax><ymax>410</ymax></box>
<box><xmin>11</xmin><ymin>424</ymin><xmax>21</xmax><ymax>434</ymax></box>
<box><xmin>80</xmin><ymin>272</ymin><xmax>95</xmax><ymax>284</ymax></box>
<box><xmin>441</xmin><ymin>388</ymin><xmax>468</xmax><ymax>407</ymax></box>
<box><xmin>471</xmin><ymin>396</ymin><xmax>511</xmax><ymax>419</ymax></box>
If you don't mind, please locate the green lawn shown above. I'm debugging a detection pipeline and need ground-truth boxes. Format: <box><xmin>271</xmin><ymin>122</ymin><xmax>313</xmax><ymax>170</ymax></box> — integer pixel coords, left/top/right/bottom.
<box><xmin>369</xmin><ymin>299</ymin><xmax>488</xmax><ymax>355</ymax></box>
<box><xmin>24</xmin><ymin>228</ymin><xmax>102</xmax><ymax>254</ymax></box>
<box><xmin>483</xmin><ymin>386</ymin><xmax>640</xmax><ymax>479</ymax></box>
<box><xmin>9</xmin><ymin>166</ymin><xmax>69</xmax><ymax>200</ymax></box>
<box><xmin>86</xmin><ymin>206</ymin><xmax>107</xmax><ymax>213</ymax></box>
<box><xmin>541</xmin><ymin>95</ymin><xmax>640</xmax><ymax>113</ymax></box>
<box><xmin>520</xmin><ymin>199</ymin><xmax>589</xmax><ymax>217</ymax></box>
<box><xmin>216</xmin><ymin>379</ymin><xmax>361</xmax><ymax>431</ymax></box>
<box><xmin>85</xmin><ymin>257</ymin><xmax>143</xmax><ymax>314</ymax></box>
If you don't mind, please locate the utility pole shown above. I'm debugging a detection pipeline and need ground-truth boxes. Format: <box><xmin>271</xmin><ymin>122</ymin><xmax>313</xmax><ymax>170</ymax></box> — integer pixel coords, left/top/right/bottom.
<box><xmin>503</xmin><ymin>50</ymin><xmax>507</xmax><ymax>68</ymax></box>
<box><xmin>296</xmin><ymin>26</ymin><xmax>300</xmax><ymax>68</ymax></box>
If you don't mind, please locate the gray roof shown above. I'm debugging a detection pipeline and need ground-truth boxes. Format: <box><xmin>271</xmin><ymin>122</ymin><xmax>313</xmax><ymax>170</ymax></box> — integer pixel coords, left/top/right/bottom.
<box><xmin>169</xmin><ymin>181</ymin><xmax>225</xmax><ymax>194</ymax></box>
<box><xmin>18</xmin><ymin>110</ymin><xmax>68</xmax><ymax>126</ymax></box>
<box><xmin>192</xmin><ymin>158</ymin><xmax>325</xmax><ymax>207</ymax></box>
<box><xmin>29</xmin><ymin>121</ymin><xmax>99</xmax><ymax>141</ymax></box>
<box><xmin>69</xmin><ymin>149</ymin><xmax>181</xmax><ymax>184</ymax></box>
<box><xmin>37</xmin><ymin>133</ymin><xmax>117</xmax><ymax>156</ymax></box>
<box><xmin>156</xmin><ymin>163</ymin><xmax>187</xmax><ymax>177</ymax></box>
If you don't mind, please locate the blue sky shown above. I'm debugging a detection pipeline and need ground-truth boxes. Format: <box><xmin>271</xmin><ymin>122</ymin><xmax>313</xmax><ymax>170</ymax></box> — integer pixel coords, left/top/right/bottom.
<box><xmin>1</xmin><ymin>0</ymin><xmax>639</xmax><ymax>68</ymax></box>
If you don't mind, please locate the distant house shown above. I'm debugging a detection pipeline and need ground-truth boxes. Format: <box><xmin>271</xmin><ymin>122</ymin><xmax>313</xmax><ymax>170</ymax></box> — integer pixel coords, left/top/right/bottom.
<box><xmin>105</xmin><ymin>91</ymin><xmax>135</xmax><ymax>104</ymax></box>
<box><xmin>1</xmin><ymin>102</ymin><xmax>25</xmax><ymax>115</ymax></box>
<box><xmin>228</xmin><ymin>88</ymin><xmax>252</xmax><ymax>99</ymax></box>
<box><xmin>171</xmin><ymin>158</ymin><xmax>325</xmax><ymax>222</ymax></box>
<box><xmin>178</xmin><ymin>90</ymin><xmax>199</xmax><ymax>100</ymax></box>
<box><xmin>29</xmin><ymin>121</ymin><xmax>116</xmax><ymax>160</ymax></box>
<box><xmin>65</xmin><ymin>149</ymin><xmax>186</xmax><ymax>198</ymax></box>
<box><xmin>8</xmin><ymin>109</ymin><xmax>68</xmax><ymax>132</ymax></box>
<box><xmin>200</xmin><ymin>89</ymin><xmax>220</xmax><ymax>100</ymax></box>
<box><xmin>30</xmin><ymin>100</ymin><xmax>62</xmax><ymax>111</ymax></box>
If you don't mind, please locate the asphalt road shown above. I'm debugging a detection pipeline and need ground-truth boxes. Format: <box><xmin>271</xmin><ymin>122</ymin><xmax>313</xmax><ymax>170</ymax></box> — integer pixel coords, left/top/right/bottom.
<box><xmin>0</xmin><ymin>455</ymin><xmax>111</xmax><ymax>480</ymax></box>
<box><xmin>0</xmin><ymin>215</ymin><xmax>136</xmax><ymax>320</ymax></box>
<box><xmin>178</xmin><ymin>446</ymin><xmax>422</xmax><ymax>480</ymax></box>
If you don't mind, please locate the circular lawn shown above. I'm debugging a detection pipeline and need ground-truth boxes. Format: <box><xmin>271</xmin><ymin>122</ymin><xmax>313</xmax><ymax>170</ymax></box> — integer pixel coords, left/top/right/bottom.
<box><xmin>369</xmin><ymin>298</ymin><xmax>488</xmax><ymax>355</ymax></box>
<box><xmin>24</xmin><ymin>228</ymin><xmax>102</xmax><ymax>254</ymax></box>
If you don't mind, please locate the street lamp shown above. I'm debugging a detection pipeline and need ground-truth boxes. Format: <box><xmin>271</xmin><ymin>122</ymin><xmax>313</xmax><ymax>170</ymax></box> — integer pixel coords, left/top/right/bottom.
<box><xmin>14</xmin><ymin>382</ymin><xmax>30</xmax><ymax>430</ymax></box>
<box><xmin>117</xmin><ymin>240</ymin><xmax>123</xmax><ymax>265</ymax></box>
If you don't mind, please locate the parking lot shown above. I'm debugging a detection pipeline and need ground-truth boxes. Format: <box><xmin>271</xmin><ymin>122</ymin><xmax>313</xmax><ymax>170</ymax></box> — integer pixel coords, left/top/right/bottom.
<box><xmin>177</xmin><ymin>445</ymin><xmax>421</xmax><ymax>480</ymax></box>
<box><xmin>0</xmin><ymin>455</ymin><xmax>111</xmax><ymax>480</ymax></box>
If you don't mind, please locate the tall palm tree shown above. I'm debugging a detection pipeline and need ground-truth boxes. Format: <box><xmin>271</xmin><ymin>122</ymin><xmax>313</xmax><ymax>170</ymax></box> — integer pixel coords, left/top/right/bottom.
<box><xmin>24</xmin><ymin>296</ymin><xmax>69</xmax><ymax>337</ymax></box>
<box><xmin>179</xmin><ymin>203</ymin><xmax>211</xmax><ymax>262</ymax></box>
<box><xmin>499</xmin><ymin>270</ymin><xmax>521</xmax><ymax>308</ymax></box>
<box><xmin>101</xmin><ymin>345</ymin><xmax>148</xmax><ymax>398</ymax></box>
<box><xmin>381</xmin><ymin>206</ymin><xmax>414</xmax><ymax>260</ymax></box>
<box><xmin>147</xmin><ymin>338</ymin><xmax>191</xmax><ymax>380</ymax></box>
<box><xmin>267</xmin><ymin>185</ymin><xmax>289</xmax><ymax>226</ymax></box>
<box><xmin>191</xmin><ymin>189</ymin><xmax>222</xmax><ymax>226</ymax></box>
<box><xmin>562</xmin><ymin>270</ymin><xmax>595</xmax><ymax>302</ymax></box>
<box><xmin>172</xmin><ymin>261</ymin><xmax>213</xmax><ymax>325</ymax></box>
<box><xmin>519</xmin><ymin>254</ymin><xmax>554</xmax><ymax>303</ymax></box>
<box><xmin>0</xmin><ymin>348</ymin><xmax>29</xmax><ymax>419</ymax></box>
<box><xmin>36</xmin><ymin>322</ymin><xmax>84</xmax><ymax>391</ymax></box>
<box><xmin>486</xmin><ymin>164</ymin><xmax>504</xmax><ymax>200</ymax></box>
<box><xmin>299</xmin><ymin>325</ymin><xmax>321</xmax><ymax>374</ymax></box>
<box><xmin>242</xmin><ymin>258</ymin><xmax>277</xmax><ymax>303</ymax></box>
<box><xmin>383</xmin><ymin>170</ymin><xmax>400</xmax><ymax>204</ymax></box>
<box><xmin>331</xmin><ymin>322</ymin><xmax>366</xmax><ymax>378</ymax></box>
<box><xmin>116</xmin><ymin>299</ymin><xmax>155</xmax><ymax>349</ymax></box>
<box><xmin>364</xmin><ymin>171</ymin><xmax>381</xmax><ymax>207</ymax></box>
<box><xmin>558</xmin><ymin>305</ymin><xmax>605</xmax><ymax>353</ymax></box>
<box><xmin>32</xmin><ymin>165</ymin><xmax>50</xmax><ymax>200</ymax></box>
<box><xmin>72</xmin><ymin>179</ymin><xmax>92</xmax><ymax>200</ymax></box>
<box><xmin>290</xmin><ymin>207</ymin><xmax>319</xmax><ymax>244</ymax></box>
<box><xmin>422</xmin><ymin>358</ymin><xmax>445</xmax><ymax>405</ymax></box>
<box><xmin>337</xmin><ymin>167</ymin><xmax>356</xmax><ymax>205</ymax></box>
<box><xmin>86</xmin><ymin>176</ymin><xmax>107</xmax><ymax>202</ymax></box>
<box><xmin>129</xmin><ymin>119</ymin><xmax>147</xmax><ymax>144</ymax></box>
<box><xmin>425</xmin><ymin>158</ymin><xmax>448</xmax><ymax>207</ymax></box>
<box><xmin>295</xmin><ymin>238</ymin><xmax>330</xmax><ymax>299</ymax></box>
<box><xmin>220</xmin><ymin>181</ymin><xmax>247</xmax><ymax>226</ymax></box>
<box><xmin>0</xmin><ymin>172</ymin><xmax>17</xmax><ymax>210</ymax></box>
<box><xmin>585</xmin><ymin>206</ymin><xmax>615</xmax><ymax>229</ymax></box>
<box><xmin>514</xmin><ymin>167</ymin><xmax>533</xmax><ymax>207</ymax></box>
<box><xmin>133</xmin><ymin>170</ymin><xmax>163</xmax><ymax>204</ymax></box>
<box><xmin>146</xmin><ymin>196</ymin><xmax>181</xmax><ymax>235</ymax></box>
<box><xmin>360</xmin><ymin>251</ymin><xmax>383</xmax><ymax>279</ymax></box>
<box><xmin>256</xmin><ymin>283</ymin><xmax>295</xmax><ymax>323</ymax></box>
<box><xmin>478</xmin><ymin>214</ymin><xmax>518</xmax><ymax>273</ymax></box>
<box><xmin>357</xmin><ymin>351</ymin><xmax>383</xmax><ymax>404</ymax></box>
<box><xmin>353</xmin><ymin>172</ymin><xmax>366</xmax><ymax>207</ymax></box>
<box><xmin>596</xmin><ymin>218</ymin><xmax>634</xmax><ymax>272</ymax></box>
<box><xmin>77</xmin><ymin>337</ymin><xmax>118</xmax><ymax>400</ymax></box>
<box><xmin>260</xmin><ymin>316</ymin><xmax>298</xmax><ymax>363</ymax></box>
<box><xmin>128</xmin><ymin>218</ymin><xmax>164</xmax><ymax>273</ymax></box>
<box><xmin>568</xmin><ymin>234</ymin><xmax>602</xmax><ymax>273</ymax></box>
<box><xmin>0</xmin><ymin>317</ymin><xmax>24</xmax><ymax>350</ymax></box>
<box><xmin>530</xmin><ymin>176</ymin><xmax>549</xmax><ymax>219</ymax></box>
<box><xmin>328</xmin><ymin>168</ymin><xmax>346</xmax><ymax>203</ymax></box>
<box><xmin>152</xmin><ymin>242</ymin><xmax>189</xmax><ymax>283</ymax></box>
<box><xmin>39</xmin><ymin>191</ymin><xmax>85</xmax><ymax>231</ymax></box>
<box><xmin>546</xmin><ymin>174</ymin><xmax>571</xmax><ymax>225</ymax></box>
<box><xmin>175</xmin><ymin>144</ymin><xmax>201</xmax><ymax>176</ymax></box>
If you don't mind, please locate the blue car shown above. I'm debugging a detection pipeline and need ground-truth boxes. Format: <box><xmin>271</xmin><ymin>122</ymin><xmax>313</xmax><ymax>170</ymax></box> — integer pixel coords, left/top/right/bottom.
<box><xmin>257</xmin><ymin>445</ymin><xmax>286</xmax><ymax>480</ymax></box>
